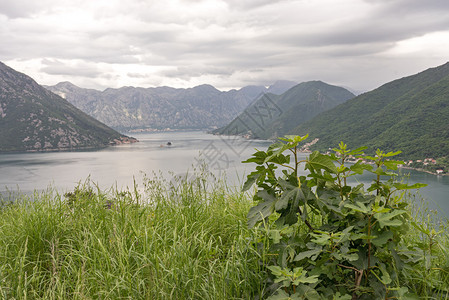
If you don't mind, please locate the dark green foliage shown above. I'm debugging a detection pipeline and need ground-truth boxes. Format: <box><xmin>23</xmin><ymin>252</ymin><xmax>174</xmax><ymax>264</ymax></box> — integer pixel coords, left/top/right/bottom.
<box><xmin>215</xmin><ymin>81</ymin><xmax>355</xmax><ymax>139</ymax></box>
<box><xmin>243</xmin><ymin>135</ymin><xmax>448</xmax><ymax>299</ymax></box>
<box><xmin>293</xmin><ymin>62</ymin><xmax>449</xmax><ymax>160</ymax></box>
<box><xmin>64</xmin><ymin>186</ymin><xmax>97</xmax><ymax>207</ymax></box>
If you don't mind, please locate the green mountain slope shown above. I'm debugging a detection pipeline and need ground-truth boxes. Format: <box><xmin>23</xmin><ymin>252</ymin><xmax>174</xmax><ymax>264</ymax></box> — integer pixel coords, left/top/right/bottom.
<box><xmin>0</xmin><ymin>62</ymin><xmax>137</xmax><ymax>152</ymax></box>
<box><xmin>214</xmin><ymin>81</ymin><xmax>355</xmax><ymax>139</ymax></box>
<box><xmin>292</xmin><ymin>62</ymin><xmax>449</xmax><ymax>159</ymax></box>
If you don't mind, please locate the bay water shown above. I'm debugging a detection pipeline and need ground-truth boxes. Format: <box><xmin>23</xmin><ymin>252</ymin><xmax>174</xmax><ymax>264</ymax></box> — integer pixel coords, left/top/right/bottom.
<box><xmin>0</xmin><ymin>131</ymin><xmax>448</xmax><ymax>218</ymax></box>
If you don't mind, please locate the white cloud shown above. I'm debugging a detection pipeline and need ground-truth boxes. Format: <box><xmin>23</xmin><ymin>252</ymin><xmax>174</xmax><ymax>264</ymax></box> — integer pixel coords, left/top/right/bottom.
<box><xmin>385</xmin><ymin>31</ymin><xmax>449</xmax><ymax>57</ymax></box>
<box><xmin>1</xmin><ymin>0</ymin><xmax>449</xmax><ymax>92</ymax></box>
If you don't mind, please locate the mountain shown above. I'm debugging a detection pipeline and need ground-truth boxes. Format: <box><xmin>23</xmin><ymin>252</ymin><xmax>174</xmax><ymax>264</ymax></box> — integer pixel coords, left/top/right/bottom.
<box><xmin>0</xmin><ymin>62</ymin><xmax>137</xmax><ymax>152</ymax></box>
<box><xmin>265</xmin><ymin>80</ymin><xmax>300</xmax><ymax>95</ymax></box>
<box><xmin>214</xmin><ymin>81</ymin><xmax>355</xmax><ymax>139</ymax></box>
<box><xmin>292</xmin><ymin>62</ymin><xmax>449</xmax><ymax>159</ymax></box>
<box><xmin>44</xmin><ymin>80</ymin><xmax>297</xmax><ymax>131</ymax></box>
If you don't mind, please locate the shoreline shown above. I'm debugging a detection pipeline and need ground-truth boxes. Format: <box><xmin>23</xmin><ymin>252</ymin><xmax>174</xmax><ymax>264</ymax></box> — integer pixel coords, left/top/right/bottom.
<box><xmin>125</xmin><ymin>130</ymin><xmax>449</xmax><ymax>177</ymax></box>
<box><xmin>399</xmin><ymin>166</ymin><xmax>448</xmax><ymax>177</ymax></box>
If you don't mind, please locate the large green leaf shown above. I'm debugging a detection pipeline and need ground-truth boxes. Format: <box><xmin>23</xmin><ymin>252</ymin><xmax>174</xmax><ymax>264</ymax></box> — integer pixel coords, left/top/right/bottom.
<box><xmin>348</xmin><ymin>161</ymin><xmax>373</xmax><ymax>175</ymax></box>
<box><xmin>393</xmin><ymin>182</ymin><xmax>427</xmax><ymax>190</ymax></box>
<box><xmin>344</xmin><ymin>202</ymin><xmax>370</xmax><ymax>214</ymax></box>
<box><xmin>372</xmin><ymin>230</ymin><xmax>394</xmax><ymax>247</ymax></box>
<box><xmin>264</xmin><ymin>144</ymin><xmax>293</xmax><ymax>164</ymax></box>
<box><xmin>296</xmin><ymin>285</ymin><xmax>320</xmax><ymax>300</ymax></box>
<box><xmin>247</xmin><ymin>190</ymin><xmax>277</xmax><ymax>228</ymax></box>
<box><xmin>267</xmin><ymin>290</ymin><xmax>302</xmax><ymax>300</ymax></box>
<box><xmin>306</xmin><ymin>151</ymin><xmax>338</xmax><ymax>173</ymax></box>
<box><xmin>242</xmin><ymin>171</ymin><xmax>260</xmax><ymax>191</ymax></box>
<box><xmin>276</xmin><ymin>179</ymin><xmax>304</xmax><ymax>211</ymax></box>
<box><xmin>333</xmin><ymin>292</ymin><xmax>352</xmax><ymax>300</ymax></box>
<box><xmin>383</xmin><ymin>160</ymin><xmax>404</xmax><ymax>170</ymax></box>
<box><xmin>279</xmin><ymin>134</ymin><xmax>309</xmax><ymax>144</ymax></box>
<box><xmin>242</xmin><ymin>150</ymin><xmax>268</xmax><ymax>165</ymax></box>
<box><xmin>374</xmin><ymin>209</ymin><xmax>407</xmax><ymax>228</ymax></box>
<box><xmin>294</xmin><ymin>248</ymin><xmax>322</xmax><ymax>262</ymax></box>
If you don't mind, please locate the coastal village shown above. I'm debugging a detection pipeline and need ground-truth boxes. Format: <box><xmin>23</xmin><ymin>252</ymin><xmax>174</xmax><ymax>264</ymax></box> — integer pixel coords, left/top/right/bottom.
<box><xmin>403</xmin><ymin>158</ymin><xmax>447</xmax><ymax>175</ymax></box>
<box><xmin>295</xmin><ymin>137</ymin><xmax>448</xmax><ymax>176</ymax></box>
<box><xmin>345</xmin><ymin>155</ymin><xmax>448</xmax><ymax>175</ymax></box>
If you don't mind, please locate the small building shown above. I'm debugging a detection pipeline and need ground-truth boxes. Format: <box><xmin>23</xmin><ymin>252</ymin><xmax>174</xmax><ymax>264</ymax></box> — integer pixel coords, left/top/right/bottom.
<box><xmin>436</xmin><ymin>169</ymin><xmax>444</xmax><ymax>174</ymax></box>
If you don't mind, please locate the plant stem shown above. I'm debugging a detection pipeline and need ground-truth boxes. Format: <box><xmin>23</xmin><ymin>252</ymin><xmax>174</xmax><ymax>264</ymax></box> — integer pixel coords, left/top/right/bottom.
<box><xmin>367</xmin><ymin>215</ymin><xmax>372</xmax><ymax>272</ymax></box>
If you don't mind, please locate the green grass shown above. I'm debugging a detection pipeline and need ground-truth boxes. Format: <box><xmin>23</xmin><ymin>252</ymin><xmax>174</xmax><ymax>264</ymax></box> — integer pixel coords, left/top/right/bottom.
<box><xmin>399</xmin><ymin>191</ymin><xmax>449</xmax><ymax>299</ymax></box>
<box><xmin>0</xmin><ymin>175</ymin><xmax>449</xmax><ymax>299</ymax></box>
<box><xmin>0</xmin><ymin>175</ymin><xmax>266</xmax><ymax>299</ymax></box>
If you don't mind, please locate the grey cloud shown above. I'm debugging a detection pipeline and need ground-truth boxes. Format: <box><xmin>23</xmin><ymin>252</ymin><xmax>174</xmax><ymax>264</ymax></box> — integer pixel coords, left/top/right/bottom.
<box><xmin>370</xmin><ymin>0</ymin><xmax>449</xmax><ymax>15</ymax></box>
<box><xmin>223</xmin><ymin>0</ymin><xmax>290</xmax><ymax>10</ymax></box>
<box><xmin>2</xmin><ymin>0</ymin><xmax>449</xmax><ymax>92</ymax></box>
<box><xmin>160</xmin><ymin>65</ymin><xmax>235</xmax><ymax>80</ymax></box>
<box><xmin>262</xmin><ymin>15</ymin><xmax>449</xmax><ymax>49</ymax></box>
<box><xmin>127</xmin><ymin>72</ymin><xmax>148</xmax><ymax>78</ymax></box>
<box><xmin>323</xmin><ymin>43</ymin><xmax>395</xmax><ymax>57</ymax></box>
<box><xmin>0</xmin><ymin>0</ymin><xmax>51</xmax><ymax>18</ymax></box>
<box><xmin>40</xmin><ymin>59</ymin><xmax>103</xmax><ymax>77</ymax></box>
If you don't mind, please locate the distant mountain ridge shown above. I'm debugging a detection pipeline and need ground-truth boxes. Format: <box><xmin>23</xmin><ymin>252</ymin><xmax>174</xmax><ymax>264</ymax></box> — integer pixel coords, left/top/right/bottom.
<box><xmin>45</xmin><ymin>80</ymin><xmax>298</xmax><ymax>131</ymax></box>
<box><xmin>214</xmin><ymin>81</ymin><xmax>355</xmax><ymax>139</ymax></box>
<box><xmin>0</xmin><ymin>62</ymin><xmax>137</xmax><ymax>152</ymax></box>
<box><xmin>293</xmin><ymin>62</ymin><xmax>449</xmax><ymax>159</ymax></box>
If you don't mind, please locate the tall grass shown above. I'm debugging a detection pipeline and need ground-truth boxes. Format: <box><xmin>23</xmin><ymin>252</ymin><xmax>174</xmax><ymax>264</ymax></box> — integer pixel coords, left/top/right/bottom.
<box><xmin>1</xmin><ymin>174</ymin><xmax>449</xmax><ymax>299</ymax></box>
<box><xmin>0</xmin><ymin>174</ymin><xmax>266</xmax><ymax>299</ymax></box>
<box><xmin>400</xmin><ymin>191</ymin><xmax>449</xmax><ymax>299</ymax></box>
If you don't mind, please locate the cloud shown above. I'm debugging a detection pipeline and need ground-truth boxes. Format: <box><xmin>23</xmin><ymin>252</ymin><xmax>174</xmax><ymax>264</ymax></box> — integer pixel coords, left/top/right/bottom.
<box><xmin>371</xmin><ymin>0</ymin><xmax>449</xmax><ymax>15</ymax></box>
<box><xmin>40</xmin><ymin>59</ymin><xmax>103</xmax><ymax>77</ymax></box>
<box><xmin>0</xmin><ymin>0</ymin><xmax>53</xmax><ymax>18</ymax></box>
<box><xmin>161</xmin><ymin>65</ymin><xmax>235</xmax><ymax>80</ymax></box>
<box><xmin>127</xmin><ymin>72</ymin><xmax>149</xmax><ymax>79</ymax></box>
<box><xmin>222</xmin><ymin>0</ymin><xmax>285</xmax><ymax>10</ymax></box>
<box><xmin>1</xmin><ymin>0</ymin><xmax>449</xmax><ymax>92</ymax></box>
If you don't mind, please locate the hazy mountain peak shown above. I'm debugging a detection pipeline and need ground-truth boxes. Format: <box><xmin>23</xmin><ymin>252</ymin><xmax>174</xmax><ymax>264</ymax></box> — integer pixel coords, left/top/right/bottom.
<box><xmin>44</xmin><ymin>80</ymin><xmax>297</xmax><ymax>131</ymax></box>
<box><xmin>215</xmin><ymin>80</ymin><xmax>354</xmax><ymax>139</ymax></box>
<box><xmin>54</xmin><ymin>81</ymin><xmax>78</xmax><ymax>87</ymax></box>
<box><xmin>266</xmin><ymin>80</ymin><xmax>298</xmax><ymax>94</ymax></box>
<box><xmin>192</xmin><ymin>84</ymin><xmax>220</xmax><ymax>93</ymax></box>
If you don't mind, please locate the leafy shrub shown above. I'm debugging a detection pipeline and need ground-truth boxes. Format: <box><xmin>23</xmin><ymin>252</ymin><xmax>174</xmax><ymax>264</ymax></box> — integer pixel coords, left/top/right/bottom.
<box><xmin>243</xmin><ymin>135</ymin><xmax>432</xmax><ymax>299</ymax></box>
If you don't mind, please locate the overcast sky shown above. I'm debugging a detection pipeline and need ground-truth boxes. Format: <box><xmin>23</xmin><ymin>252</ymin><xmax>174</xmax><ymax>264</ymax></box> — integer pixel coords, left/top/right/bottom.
<box><xmin>1</xmin><ymin>0</ymin><xmax>449</xmax><ymax>92</ymax></box>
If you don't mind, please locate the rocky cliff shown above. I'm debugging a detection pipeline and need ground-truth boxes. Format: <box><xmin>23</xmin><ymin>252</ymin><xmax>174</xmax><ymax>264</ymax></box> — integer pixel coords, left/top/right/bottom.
<box><xmin>0</xmin><ymin>62</ymin><xmax>137</xmax><ymax>152</ymax></box>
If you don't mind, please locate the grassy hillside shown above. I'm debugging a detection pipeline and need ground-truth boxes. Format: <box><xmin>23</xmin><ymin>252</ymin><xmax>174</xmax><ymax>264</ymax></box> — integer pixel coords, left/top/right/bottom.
<box><xmin>292</xmin><ymin>62</ymin><xmax>449</xmax><ymax>159</ymax></box>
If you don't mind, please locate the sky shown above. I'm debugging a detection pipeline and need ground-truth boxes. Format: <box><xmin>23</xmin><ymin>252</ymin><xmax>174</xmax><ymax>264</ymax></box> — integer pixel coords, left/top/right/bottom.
<box><xmin>1</xmin><ymin>0</ymin><xmax>449</xmax><ymax>93</ymax></box>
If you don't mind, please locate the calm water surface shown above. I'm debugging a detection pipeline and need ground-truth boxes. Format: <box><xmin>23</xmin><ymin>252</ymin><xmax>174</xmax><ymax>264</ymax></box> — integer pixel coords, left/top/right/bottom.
<box><xmin>1</xmin><ymin>131</ymin><xmax>448</xmax><ymax>217</ymax></box>
<box><xmin>0</xmin><ymin>131</ymin><xmax>270</xmax><ymax>192</ymax></box>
